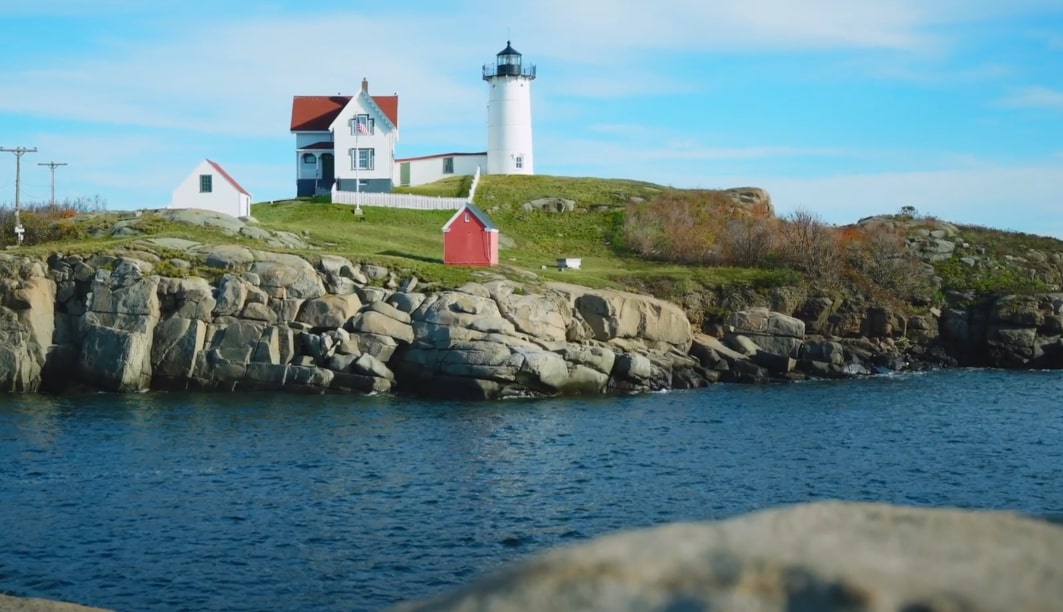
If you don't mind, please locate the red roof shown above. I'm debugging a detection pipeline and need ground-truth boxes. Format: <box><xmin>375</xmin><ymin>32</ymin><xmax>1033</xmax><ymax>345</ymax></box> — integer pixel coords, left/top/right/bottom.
<box><xmin>206</xmin><ymin>159</ymin><xmax>250</xmax><ymax>196</ymax></box>
<box><xmin>299</xmin><ymin>141</ymin><xmax>335</xmax><ymax>150</ymax></box>
<box><xmin>395</xmin><ymin>151</ymin><xmax>486</xmax><ymax>163</ymax></box>
<box><xmin>290</xmin><ymin>94</ymin><xmax>399</xmax><ymax>131</ymax></box>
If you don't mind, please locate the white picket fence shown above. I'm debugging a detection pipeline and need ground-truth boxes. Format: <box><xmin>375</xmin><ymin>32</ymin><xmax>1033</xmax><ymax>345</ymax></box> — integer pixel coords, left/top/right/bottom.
<box><xmin>331</xmin><ymin>167</ymin><xmax>481</xmax><ymax>211</ymax></box>
<box><xmin>330</xmin><ymin>191</ymin><xmax>465</xmax><ymax>210</ymax></box>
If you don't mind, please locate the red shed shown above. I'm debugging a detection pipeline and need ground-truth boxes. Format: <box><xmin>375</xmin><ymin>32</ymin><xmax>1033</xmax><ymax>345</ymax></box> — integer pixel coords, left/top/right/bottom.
<box><xmin>442</xmin><ymin>202</ymin><xmax>499</xmax><ymax>266</ymax></box>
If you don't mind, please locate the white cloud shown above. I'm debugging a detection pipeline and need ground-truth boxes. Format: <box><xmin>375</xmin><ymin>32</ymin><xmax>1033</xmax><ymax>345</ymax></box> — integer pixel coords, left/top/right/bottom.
<box><xmin>517</xmin><ymin>0</ymin><xmax>935</xmax><ymax>57</ymax></box>
<box><xmin>996</xmin><ymin>86</ymin><xmax>1063</xmax><ymax>111</ymax></box>
<box><xmin>0</xmin><ymin>12</ymin><xmax>490</xmax><ymax>137</ymax></box>
<box><xmin>1</xmin><ymin>0</ymin><xmax>1054</xmax><ymax>141</ymax></box>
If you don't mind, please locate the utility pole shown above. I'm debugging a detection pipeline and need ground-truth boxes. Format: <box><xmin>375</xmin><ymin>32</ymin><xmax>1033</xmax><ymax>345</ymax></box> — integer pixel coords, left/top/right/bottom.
<box><xmin>38</xmin><ymin>161</ymin><xmax>68</xmax><ymax>206</ymax></box>
<box><xmin>1</xmin><ymin>146</ymin><xmax>38</xmax><ymax>245</ymax></box>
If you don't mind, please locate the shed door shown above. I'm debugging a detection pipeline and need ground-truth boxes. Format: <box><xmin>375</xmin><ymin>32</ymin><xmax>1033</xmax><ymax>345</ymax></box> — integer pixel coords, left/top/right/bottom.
<box><xmin>400</xmin><ymin>162</ymin><xmax>411</xmax><ymax>187</ymax></box>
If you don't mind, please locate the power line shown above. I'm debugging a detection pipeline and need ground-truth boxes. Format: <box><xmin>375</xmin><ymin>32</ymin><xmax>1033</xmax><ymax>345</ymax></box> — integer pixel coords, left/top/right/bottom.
<box><xmin>0</xmin><ymin>146</ymin><xmax>38</xmax><ymax>245</ymax></box>
<box><xmin>38</xmin><ymin>161</ymin><xmax>68</xmax><ymax>206</ymax></box>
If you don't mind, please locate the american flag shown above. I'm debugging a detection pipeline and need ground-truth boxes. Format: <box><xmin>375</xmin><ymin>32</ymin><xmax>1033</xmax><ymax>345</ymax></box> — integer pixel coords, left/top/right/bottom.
<box><xmin>356</xmin><ymin>118</ymin><xmax>368</xmax><ymax>135</ymax></box>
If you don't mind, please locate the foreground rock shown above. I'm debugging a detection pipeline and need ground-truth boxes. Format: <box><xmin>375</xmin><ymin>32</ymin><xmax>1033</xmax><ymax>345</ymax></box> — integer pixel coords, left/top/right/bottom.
<box><xmin>0</xmin><ymin>594</ymin><xmax>111</xmax><ymax>612</ymax></box>
<box><xmin>391</xmin><ymin>501</ymin><xmax>1063</xmax><ymax>612</ymax></box>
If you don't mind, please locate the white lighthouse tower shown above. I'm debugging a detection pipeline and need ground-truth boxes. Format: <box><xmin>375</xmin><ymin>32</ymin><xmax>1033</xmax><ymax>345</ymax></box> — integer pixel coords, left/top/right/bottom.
<box><xmin>483</xmin><ymin>41</ymin><xmax>536</xmax><ymax>175</ymax></box>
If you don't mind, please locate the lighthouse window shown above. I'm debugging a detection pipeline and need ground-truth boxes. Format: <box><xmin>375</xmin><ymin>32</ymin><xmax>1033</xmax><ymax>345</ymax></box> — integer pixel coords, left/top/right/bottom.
<box><xmin>443</xmin><ymin>157</ymin><xmax>454</xmax><ymax>174</ymax></box>
<box><xmin>301</xmin><ymin>153</ymin><xmax>316</xmax><ymax>164</ymax></box>
<box><xmin>515</xmin><ymin>155</ymin><xmax>524</xmax><ymax>169</ymax></box>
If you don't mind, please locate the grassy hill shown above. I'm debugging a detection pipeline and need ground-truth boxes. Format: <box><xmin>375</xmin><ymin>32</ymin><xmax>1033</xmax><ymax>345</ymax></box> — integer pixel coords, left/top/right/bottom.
<box><xmin>252</xmin><ymin>175</ymin><xmax>795</xmax><ymax>294</ymax></box>
<box><xmin>5</xmin><ymin>174</ymin><xmax>1063</xmax><ymax>312</ymax></box>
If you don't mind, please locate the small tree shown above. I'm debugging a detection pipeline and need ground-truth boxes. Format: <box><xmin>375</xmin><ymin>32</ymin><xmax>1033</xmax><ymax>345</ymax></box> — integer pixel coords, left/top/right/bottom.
<box><xmin>720</xmin><ymin>217</ymin><xmax>777</xmax><ymax>267</ymax></box>
<box><xmin>776</xmin><ymin>209</ymin><xmax>843</xmax><ymax>286</ymax></box>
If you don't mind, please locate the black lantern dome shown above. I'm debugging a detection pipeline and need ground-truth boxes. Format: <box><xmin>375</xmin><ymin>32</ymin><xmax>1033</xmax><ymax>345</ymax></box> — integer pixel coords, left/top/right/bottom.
<box><xmin>483</xmin><ymin>40</ymin><xmax>536</xmax><ymax>80</ymax></box>
<box><xmin>496</xmin><ymin>41</ymin><xmax>522</xmax><ymax>76</ymax></box>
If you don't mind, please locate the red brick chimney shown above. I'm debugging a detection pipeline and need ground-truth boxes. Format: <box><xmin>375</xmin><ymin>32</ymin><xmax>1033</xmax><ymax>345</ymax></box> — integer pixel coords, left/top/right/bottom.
<box><xmin>361</xmin><ymin>77</ymin><xmax>369</xmax><ymax>93</ymax></box>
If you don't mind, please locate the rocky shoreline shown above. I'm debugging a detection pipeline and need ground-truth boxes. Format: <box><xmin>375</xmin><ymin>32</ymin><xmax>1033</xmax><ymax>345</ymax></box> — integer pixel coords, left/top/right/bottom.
<box><xmin>1</xmin><ymin>236</ymin><xmax>1061</xmax><ymax>397</ymax></box>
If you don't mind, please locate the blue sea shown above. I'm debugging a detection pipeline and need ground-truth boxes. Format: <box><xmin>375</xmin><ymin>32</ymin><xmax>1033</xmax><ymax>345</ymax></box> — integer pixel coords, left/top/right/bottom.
<box><xmin>1</xmin><ymin>369</ymin><xmax>1061</xmax><ymax>611</ymax></box>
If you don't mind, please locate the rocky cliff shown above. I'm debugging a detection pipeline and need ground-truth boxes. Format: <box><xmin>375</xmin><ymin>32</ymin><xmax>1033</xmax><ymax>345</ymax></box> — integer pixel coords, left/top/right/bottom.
<box><xmin>2</xmin><ymin>236</ymin><xmax>1061</xmax><ymax>397</ymax></box>
<box><xmin>0</xmin><ymin>246</ymin><xmax>704</xmax><ymax>398</ymax></box>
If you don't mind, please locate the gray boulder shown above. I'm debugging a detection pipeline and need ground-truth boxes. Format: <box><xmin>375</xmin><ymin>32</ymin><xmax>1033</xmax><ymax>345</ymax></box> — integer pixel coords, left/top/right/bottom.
<box><xmin>548</xmin><ymin>282</ymin><xmax>692</xmax><ymax>351</ymax></box>
<box><xmin>523</xmin><ymin>197</ymin><xmax>575</xmax><ymax>212</ymax></box>
<box><xmin>296</xmin><ymin>294</ymin><xmax>362</xmax><ymax>330</ymax></box>
<box><xmin>726</xmin><ymin>307</ymin><xmax>804</xmax><ymax>358</ymax></box>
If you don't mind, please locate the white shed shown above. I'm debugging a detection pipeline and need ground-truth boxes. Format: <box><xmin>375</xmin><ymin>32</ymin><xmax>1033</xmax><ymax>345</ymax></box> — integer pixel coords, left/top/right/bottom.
<box><xmin>171</xmin><ymin>159</ymin><xmax>251</xmax><ymax>218</ymax></box>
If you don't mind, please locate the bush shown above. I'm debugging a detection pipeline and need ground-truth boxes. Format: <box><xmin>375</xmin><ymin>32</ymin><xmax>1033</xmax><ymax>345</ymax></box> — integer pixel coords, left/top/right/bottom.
<box><xmin>719</xmin><ymin>217</ymin><xmax>778</xmax><ymax>267</ymax></box>
<box><xmin>0</xmin><ymin>196</ymin><xmax>105</xmax><ymax>247</ymax></box>
<box><xmin>843</xmin><ymin>222</ymin><xmax>934</xmax><ymax>301</ymax></box>
<box><xmin>621</xmin><ymin>189</ymin><xmax>773</xmax><ymax>265</ymax></box>
<box><xmin>775</xmin><ymin>209</ymin><xmax>843</xmax><ymax>286</ymax></box>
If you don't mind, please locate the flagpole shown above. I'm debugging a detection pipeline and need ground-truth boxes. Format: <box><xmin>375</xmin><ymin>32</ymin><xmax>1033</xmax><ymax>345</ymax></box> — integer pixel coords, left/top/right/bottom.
<box><xmin>355</xmin><ymin>125</ymin><xmax>360</xmax><ymax>210</ymax></box>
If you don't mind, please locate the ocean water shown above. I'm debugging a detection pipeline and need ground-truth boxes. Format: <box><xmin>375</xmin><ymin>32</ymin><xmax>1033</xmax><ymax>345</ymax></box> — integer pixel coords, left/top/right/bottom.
<box><xmin>0</xmin><ymin>369</ymin><xmax>1060</xmax><ymax>611</ymax></box>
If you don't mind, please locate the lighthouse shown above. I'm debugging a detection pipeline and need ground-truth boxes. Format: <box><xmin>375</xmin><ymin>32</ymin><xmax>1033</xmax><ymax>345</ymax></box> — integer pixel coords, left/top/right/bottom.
<box><xmin>483</xmin><ymin>41</ymin><xmax>536</xmax><ymax>175</ymax></box>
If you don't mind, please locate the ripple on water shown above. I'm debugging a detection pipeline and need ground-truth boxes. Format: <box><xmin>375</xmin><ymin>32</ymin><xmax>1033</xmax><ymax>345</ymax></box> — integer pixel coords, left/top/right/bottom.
<box><xmin>0</xmin><ymin>370</ymin><xmax>1061</xmax><ymax>611</ymax></box>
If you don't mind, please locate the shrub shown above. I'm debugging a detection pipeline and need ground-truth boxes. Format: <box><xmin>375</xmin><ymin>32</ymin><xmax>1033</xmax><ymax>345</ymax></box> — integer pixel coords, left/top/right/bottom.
<box><xmin>621</xmin><ymin>189</ymin><xmax>773</xmax><ymax>265</ymax></box>
<box><xmin>844</xmin><ymin>223</ymin><xmax>933</xmax><ymax>300</ymax></box>
<box><xmin>719</xmin><ymin>217</ymin><xmax>778</xmax><ymax>267</ymax></box>
<box><xmin>775</xmin><ymin>209</ymin><xmax>843</xmax><ymax>286</ymax></box>
<box><xmin>0</xmin><ymin>197</ymin><xmax>104</xmax><ymax>247</ymax></box>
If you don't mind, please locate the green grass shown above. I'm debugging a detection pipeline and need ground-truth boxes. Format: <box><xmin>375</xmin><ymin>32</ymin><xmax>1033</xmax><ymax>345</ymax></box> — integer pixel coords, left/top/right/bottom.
<box><xmin>475</xmin><ymin>174</ymin><xmax>666</xmax><ymax>211</ymax></box>
<box><xmin>16</xmin><ymin>174</ymin><xmax>1061</xmax><ymax>305</ymax></box>
<box><xmin>249</xmin><ymin>176</ymin><xmax>793</xmax><ymax>296</ymax></box>
<box><xmin>955</xmin><ymin>224</ymin><xmax>1063</xmax><ymax>257</ymax></box>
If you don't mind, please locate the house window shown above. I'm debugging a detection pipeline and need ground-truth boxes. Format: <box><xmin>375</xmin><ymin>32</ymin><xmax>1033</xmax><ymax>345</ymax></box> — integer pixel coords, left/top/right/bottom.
<box><xmin>350</xmin><ymin>115</ymin><xmax>375</xmax><ymax>136</ymax></box>
<box><xmin>350</xmin><ymin>148</ymin><xmax>375</xmax><ymax>171</ymax></box>
<box><xmin>515</xmin><ymin>155</ymin><xmax>524</xmax><ymax>169</ymax></box>
<box><xmin>443</xmin><ymin>157</ymin><xmax>454</xmax><ymax>174</ymax></box>
<box><xmin>199</xmin><ymin>174</ymin><xmax>212</xmax><ymax>193</ymax></box>
<box><xmin>302</xmin><ymin>153</ymin><xmax>316</xmax><ymax>164</ymax></box>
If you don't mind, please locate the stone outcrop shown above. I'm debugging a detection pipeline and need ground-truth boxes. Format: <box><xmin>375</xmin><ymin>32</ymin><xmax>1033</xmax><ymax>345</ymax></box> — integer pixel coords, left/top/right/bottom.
<box><xmin>940</xmin><ymin>292</ymin><xmax>1063</xmax><ymax>368</ymax></box>
<box><xmin>723</xmin><ymin>186</ymin><xmax>773</xmax><ymax>216</ymax></box>
<box><xmin>390</xmin><ymin>501</ymin><xmax>1063</xmax><ymax>612</ymax></box>
<box><xmin>3</xmin><ymin>230</ymin><xmax>1063</xmax><ymax>398</ymax></box>
<box><xmin>0</xmin><ymin>249</ymin><xmax>709</xmax><ymax>398</ymax></box>
<box><xmin>0</xmin><ymin>257</ymin><xmax>54</xmax><ymax>392</ymax></box>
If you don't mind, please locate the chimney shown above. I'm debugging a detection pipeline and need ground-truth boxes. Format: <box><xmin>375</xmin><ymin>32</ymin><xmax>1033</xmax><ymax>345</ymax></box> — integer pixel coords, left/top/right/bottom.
<box><xmin>361</xmin><ymin>77</ymin><xmax>369</xmax><ymax>93</ymax></box>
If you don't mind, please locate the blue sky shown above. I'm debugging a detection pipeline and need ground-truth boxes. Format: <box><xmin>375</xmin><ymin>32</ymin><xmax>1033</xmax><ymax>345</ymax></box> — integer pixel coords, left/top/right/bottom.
<box><xmin>1</xmin><ymin>1</ymin><xmax>1062</xmax><ymax>236</ymax></box>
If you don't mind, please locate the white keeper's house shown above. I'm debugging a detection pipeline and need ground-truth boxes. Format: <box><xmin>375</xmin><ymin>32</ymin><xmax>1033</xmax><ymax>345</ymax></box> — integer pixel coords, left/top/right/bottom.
<box><xmin>290</xmin><ymin>41</ymin><xmax>537</xmax><ymax>198</ymax></box>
